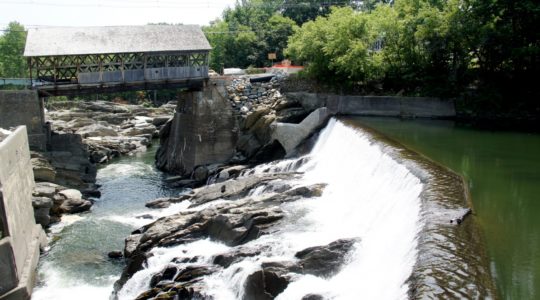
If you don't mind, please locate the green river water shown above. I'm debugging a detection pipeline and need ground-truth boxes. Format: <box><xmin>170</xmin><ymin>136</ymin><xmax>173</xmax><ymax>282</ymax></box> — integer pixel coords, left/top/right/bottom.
<box><xmin>352</xmin><ymin>117</ymin><xmax>540</xmax><ymax>299</ymax></box>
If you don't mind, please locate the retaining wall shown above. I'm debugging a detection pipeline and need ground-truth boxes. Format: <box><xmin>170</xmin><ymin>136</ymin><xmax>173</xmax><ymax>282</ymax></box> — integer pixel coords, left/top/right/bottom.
<box><xmin>0</xmin><ymin>126</ymin><xmax>46</xmax><ymax>300</ymax></box>
<box><xmin>286</xmin><ymin>92</ymin><xmax>456</xmax><ymax>118</ymax></box>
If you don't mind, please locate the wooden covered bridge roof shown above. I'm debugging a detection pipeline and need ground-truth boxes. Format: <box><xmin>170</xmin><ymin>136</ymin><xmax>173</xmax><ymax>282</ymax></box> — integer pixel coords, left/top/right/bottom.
<box><xmin>24</xmin><ymin>25</ymin><xmax>211</xmax><ymax>56</ymax></box>
<box><xmin>23</xmin><ymin>25</ymin><xmax>212</xmax><ymax>96</ymax></box>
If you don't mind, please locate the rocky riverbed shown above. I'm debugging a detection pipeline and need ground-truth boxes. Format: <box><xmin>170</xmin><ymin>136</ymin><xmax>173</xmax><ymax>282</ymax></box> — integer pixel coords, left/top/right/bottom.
<box><xmin>30</xmin><ymin>100</ymin><xmax>175</xmax><ymax>228</ymax></box>
<box><xmin>113</xmin><ymin>162</ymin><xmax>359</xmax><ymax>300</ymax></box>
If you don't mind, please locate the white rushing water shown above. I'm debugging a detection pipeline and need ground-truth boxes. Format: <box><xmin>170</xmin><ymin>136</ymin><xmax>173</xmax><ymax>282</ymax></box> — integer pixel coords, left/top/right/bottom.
<box><xmin>119</xmin><ymin>118</ymin><xmax>424</xmax><ymax>300</ymax></box>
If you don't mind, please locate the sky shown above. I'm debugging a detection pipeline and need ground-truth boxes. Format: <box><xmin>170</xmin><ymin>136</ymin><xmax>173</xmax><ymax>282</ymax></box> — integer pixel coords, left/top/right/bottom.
<box><xmin>0</xmin><ymin>0</ymin><xmax>237</xmax><ymax>29</ymax></box>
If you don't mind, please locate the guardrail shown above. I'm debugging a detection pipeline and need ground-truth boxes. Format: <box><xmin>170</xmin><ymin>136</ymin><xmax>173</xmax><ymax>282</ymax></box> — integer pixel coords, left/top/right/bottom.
<box><xmin>0</xmin><ymin>78</ymin><xmax>31</xmax><ymax>86</ymax></box>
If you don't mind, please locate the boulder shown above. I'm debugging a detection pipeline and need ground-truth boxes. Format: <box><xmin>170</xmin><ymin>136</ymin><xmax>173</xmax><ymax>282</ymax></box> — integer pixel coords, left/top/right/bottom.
<box><xmin>76</xmin><ymin>124</ymin><xmax>118</xmax><ymax>137</ymax></box>
<box><xmin>59</xmin><ymin>189</ymin><xmax>83</xmax><ymax>200</ymax></box>
<box><xmin>276</xmin><ymin>107</ymin><xmax>309</xmax><ymax>123</ymax></box>
<box><xmin>60</xmin><ymin>198</ymin><xmax>92</xmax><ymax>214</ymax></box>
<box><xmin>295</xmin><ymin>238</ymin><xmax>359</xmax><ymax>277</ymax></box>
<box><xmin>245</xmin><ymin>106</ymin><xmax>272</xmax><ymax>129</ymax></box>
<box><xmin>192</xmin><ymin>165</ymin><xmax>209</xmax><ymax>182</ymax></box>
<box><xmin>213</xmin><ymin>247</ymin><xmax>263</xmax><ymax>268</ymax></box>
<box><xmin>108</xmin><ymin>251</ymin><xmax>124</xmax><ymax>259</ymax></box>
<box><xmin>243</xmin><ymin>266</ymin><xmax>291</xmax><ymax>300</ymax></box>
<box><xmin>152</xmin><ymin>116</ymin><xmax>171</xmax><ymax>127</ymax></box>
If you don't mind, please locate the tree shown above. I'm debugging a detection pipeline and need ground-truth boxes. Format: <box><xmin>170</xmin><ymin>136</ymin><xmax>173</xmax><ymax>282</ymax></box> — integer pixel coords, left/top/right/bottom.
<box><xmin>0</xmin><ymin>22</ymin><xmax>28</xmax><ymax>78</ymax></box>
<box><xmin>204</xmin><ymin>1</ymin><xmax>297</xmax><ymax>69</ymax></box>
<box><xmin>281</xmin><ymin>0</ymin><xmax>362</xmax><ymax>25</ymax></box>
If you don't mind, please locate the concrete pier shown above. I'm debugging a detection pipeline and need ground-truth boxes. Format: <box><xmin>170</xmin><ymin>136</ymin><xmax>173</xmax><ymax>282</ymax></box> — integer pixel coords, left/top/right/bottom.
<box><xmin>0</xmin><ymin>91</ymin><xmax>48</xmax><ymax>151</ymax></box>
<box><xmin>0</xmin><ymin>127</ymin><xmax>46</xmax><ymax>300</ymax></box>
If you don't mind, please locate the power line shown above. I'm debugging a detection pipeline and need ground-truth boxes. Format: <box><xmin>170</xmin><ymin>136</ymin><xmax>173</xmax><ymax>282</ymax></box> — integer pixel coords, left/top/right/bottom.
<box><xmin>0</xmin><ymin>0</ymin><xmax>357</xmax><ymax>9</ymax></box>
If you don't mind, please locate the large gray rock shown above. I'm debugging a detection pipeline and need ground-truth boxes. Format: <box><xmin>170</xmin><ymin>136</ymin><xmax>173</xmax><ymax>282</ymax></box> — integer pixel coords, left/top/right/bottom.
<box><xmin>121</xmin><ymin>125</ymin><xmax>156</xmax><ymax>137</ymax></box>
<box><xmin>272</xmin><ymin>107</ymin><xmax>331</xmax><ymax>155</ymax></box>
<box><xmin>76</xmin><ymin>124</ymin><xmax>118</xmax><ymax>137</ymax></box>
<box><xmin>59</xmin><ymin>198</ymin><xmax>92</xmax><ymax>214</ymax></box>
<box><xmin>295</xmin><ymin>238</ymin><xmax>359</xmax><ymax>277</ymax></box>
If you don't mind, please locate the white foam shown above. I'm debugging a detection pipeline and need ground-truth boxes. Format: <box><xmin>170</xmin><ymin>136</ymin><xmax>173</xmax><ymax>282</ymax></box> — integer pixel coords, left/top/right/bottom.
<box><xmin>32</xmin><ymin>262</ymin><xmax>117</xmax><ymax>300</ymax></box>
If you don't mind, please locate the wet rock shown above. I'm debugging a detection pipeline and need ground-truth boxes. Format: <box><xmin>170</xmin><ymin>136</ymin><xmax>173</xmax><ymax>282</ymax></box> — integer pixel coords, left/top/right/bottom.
<box><xmin>192</xmin><ymin>166</ymin><xmax>209</xmax><ymax>182</ymax></box>
<box><xmin>295</xmin><ymin>238</ymin><xmax>360</xmax><ymax>277</ymax></box>
<box><xmin>251</xmin><ymin>140</ymin><xmax>286</xmax><ymax>163</ymax></box>
<box><xmin>58</xmin><ymin>189</ymin><xmax>92</xmax><ymax>213</ymax></box>
<box><xmin>302</xmin><ymin>294</ymin><xmax>325</xmax><ymax>300</ymax></box>
<box><xmin>174</xmin><ymin>265</ymin><xmax>217</xmax><ymax>282</ymax></box>
<box><xmin>146</xmin><ymin>197</ymin><xmax>173</xmax><ymax>209</ymax></box>
<box><xmin>150</xmin><ymin>265</ymin><xmax>178</xmax><ymax>287</ymax></box>
<box><xmin>237</xmin><ymin>133</ymin><xmax>262</xmax><ymax>158</ymax></box>
<box><xmin>213</xmin><ymin>247</ymin><xmax>263</xmax><ymax>268</ymax></box>
<box><xmin>108</xmin><ymin>251</ymin><xmax>124</xmax><ymax>259</ymax></box>
<box><xmin>243</xmin><ymin>267</ymin><xmax>291</xmax><ymax>300</ymax></box>
<box><xmin>152</xmin><ymin>116</ymin><xmax>171</xmax><ymax>127</ymax></box>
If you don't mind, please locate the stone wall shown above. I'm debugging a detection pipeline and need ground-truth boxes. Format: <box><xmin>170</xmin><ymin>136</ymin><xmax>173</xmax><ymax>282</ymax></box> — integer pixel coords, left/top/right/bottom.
<box><xmin>156</xmin><ymin>85</ymin><xmax>237</xmax><ymax>175</ymax></box>
<box><xmin>0</xmin><ymin>126</ymin><xmax>46</xmax><ymax>300</ymax></box>
<box><xmin>0</xmin><ymin>91</ymin><xmax>47</xmax><ymax>151</ymax></box>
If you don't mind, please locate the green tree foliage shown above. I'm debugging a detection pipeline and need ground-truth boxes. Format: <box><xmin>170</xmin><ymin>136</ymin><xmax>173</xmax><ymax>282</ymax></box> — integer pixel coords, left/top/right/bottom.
<box><xmin>204</xmin><ymin>0</ymin><xmax>298</xmax><ymax>70</ymax></box>
<box><xmin>0</xmin><ymin>22</ymin><xmax>28</xmax><ymax>78</ymax></box>
<box><xmin>281</xmin><ymin>0</ymin><xmax>362</xmax><ymax>25</ymax></box>
<box><xmin>286</xmin><ymin>0</ymin><xmax>540</xmax><ymax>107</ymax></box>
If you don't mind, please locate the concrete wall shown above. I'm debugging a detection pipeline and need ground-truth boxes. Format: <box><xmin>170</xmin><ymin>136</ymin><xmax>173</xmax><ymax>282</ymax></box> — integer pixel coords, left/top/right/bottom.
<box><xmin>0</xmin><ymin>126</ymin><xmax>46</xmax><ymax>300</ymax></box>
<box><xmin>156</xmin><ymin>85</ymin><xmax>237</xmax><ymax>175</ymax></box>
<box><xmin>286</xmin><ymin>92</ymin><xmax>456</xmax><ymax>118</ymax></box>
<box><xmin>0</xmin><ymin>91</ymin><xmax>47</xmax><ymax>151</ymax></box>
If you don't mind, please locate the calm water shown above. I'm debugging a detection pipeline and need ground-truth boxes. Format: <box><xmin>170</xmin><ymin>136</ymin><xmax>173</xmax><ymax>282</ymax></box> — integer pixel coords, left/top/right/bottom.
<box><xmin>353</xmin><ymin>117</ymin><xmax>540</xmax><ymax>299</ymax></box>
<box><xmin>33</xmin><ymin>144</ymin><xmax>184</xmax><ymax>300</ymax></box>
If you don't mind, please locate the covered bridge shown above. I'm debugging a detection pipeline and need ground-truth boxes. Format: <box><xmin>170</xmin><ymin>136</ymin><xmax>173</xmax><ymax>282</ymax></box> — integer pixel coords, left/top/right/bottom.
<box><xmin>24</xmin><ymin>25</ymin><xmax>211</xmax><ymax>96</ymax></box>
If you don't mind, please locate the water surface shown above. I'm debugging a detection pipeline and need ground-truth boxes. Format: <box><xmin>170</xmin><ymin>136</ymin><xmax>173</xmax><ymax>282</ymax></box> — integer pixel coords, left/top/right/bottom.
<box><xmin>33</xmin><ymin>145</ymin><xmax>183</xmax><ymax>300</ymax></box>
<box><xmin>354</xmin><ymin>117</ymin><xmax>540</xmax><ymax>299</ymax></box>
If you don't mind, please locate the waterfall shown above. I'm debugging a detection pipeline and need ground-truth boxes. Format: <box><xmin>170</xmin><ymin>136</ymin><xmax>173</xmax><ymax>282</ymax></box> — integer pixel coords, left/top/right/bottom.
<box><xmin>118</xmin><ymin>118</ymin><xmax>424</xmax><ymax>299</ymax></box>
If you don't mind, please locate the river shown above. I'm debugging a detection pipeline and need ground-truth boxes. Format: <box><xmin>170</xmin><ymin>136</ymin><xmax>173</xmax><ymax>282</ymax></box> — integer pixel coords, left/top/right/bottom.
<box><xmin>30</xmin><ymin>117</ymin><xmax>536</xmax><ymax>299</ymax></box>
<box><xmin>32</xmin><ymin>144</ymin><xmax>186</xmax><ymax>300</ymax></box>
<box><xmin>354</xmin><ymin>117</ymin><xmax>540</xmax><ymax>299</ymax></box>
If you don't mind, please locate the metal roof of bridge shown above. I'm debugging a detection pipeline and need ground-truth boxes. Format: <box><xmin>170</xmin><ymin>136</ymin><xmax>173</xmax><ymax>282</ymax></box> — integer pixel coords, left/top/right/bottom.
<box><xmin>24</xmin><ymin>25</ymin><xmax>211</xmax><ymax>57</ymax></box>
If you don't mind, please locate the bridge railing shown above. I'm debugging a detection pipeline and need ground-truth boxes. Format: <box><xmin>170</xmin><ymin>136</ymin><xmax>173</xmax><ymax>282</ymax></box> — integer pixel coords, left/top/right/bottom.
<box><xmin>0</xmin><ymin>78</ymin><xmax>32</xmax><ymax>87</ymax></box>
